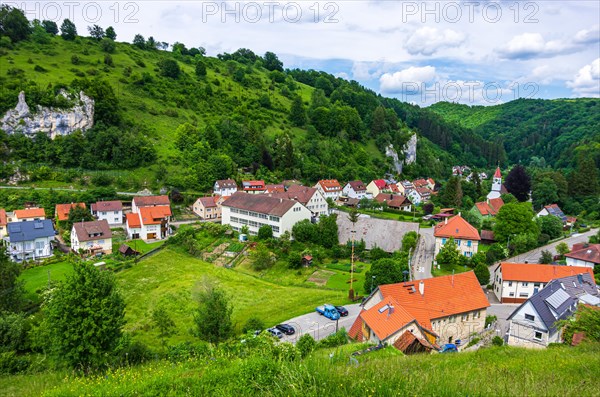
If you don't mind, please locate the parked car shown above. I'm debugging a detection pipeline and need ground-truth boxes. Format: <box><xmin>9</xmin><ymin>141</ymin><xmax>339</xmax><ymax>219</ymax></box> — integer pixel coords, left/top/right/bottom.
<box><xmin>275</xmin><ymin>323</ymin><xmax>295</xmax><ymax>335</ymax></box>
<box><xmin>316</xmin><ymin>304</ymin><xmax>340</xmax><ymax>320</ymax></box>
<box><xmin>266</xmin><ymin>328</ymin><xmax>283</xmax><ymax>339</ymax></box>
<box><xmin>440</xmin><ymin>344</ymin><xmax>458</xmax><ymax>353</ymax></box>
<box><xmin>335</xmin><ymin>306</ymin><xmax>349</xmax><ymax>317</ymax></box>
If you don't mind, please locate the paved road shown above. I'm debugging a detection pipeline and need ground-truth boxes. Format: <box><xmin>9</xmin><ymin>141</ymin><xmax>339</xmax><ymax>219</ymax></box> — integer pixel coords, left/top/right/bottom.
<box><xmin>335</xmin><ymin>210</ymin><xmax>419</xmax><ymax>252</ymax></box>
<box><xmin>504</xmin><ymin>228</ymin><xmax>598</xmax><ymax>263</ymax></box>
<box><xmin>0</xmin><ymin>185</ymin><xmax>139</xmax><ymax>196</ymax></box>
<box><xmin>413</xmin><ymin>227</ymin><xmax>434</xmax><ymax>280</ymax></box>
<box><xmin>487</xmin><ymin>303</ymin><xmax>519</xmax><ymax>340</ymax></box>
<box><xmin>277</xmin><ymin>303</ymin><xmax>362</xmax><ymax>344</ymax></box>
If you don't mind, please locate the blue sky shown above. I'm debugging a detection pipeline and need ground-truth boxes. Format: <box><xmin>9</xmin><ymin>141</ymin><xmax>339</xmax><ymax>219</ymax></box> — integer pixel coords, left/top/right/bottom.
<box><xmin>13</xmin><ymin>1</ymin><xmax>599</xmax><ymax>106</ymax></box>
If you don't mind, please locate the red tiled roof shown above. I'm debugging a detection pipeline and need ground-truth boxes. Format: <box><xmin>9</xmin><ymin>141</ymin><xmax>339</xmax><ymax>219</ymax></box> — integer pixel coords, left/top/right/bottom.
<box><xmin>480</xmin><ymin>230</ymin><xmax>495</xmax><ymax>241</ymax></box>
<box><xmin>434</xmin><ymin>215</ymin><xmax>480</xmax><ymax>241</ymax></box>
<box><xmin>360</xmin><ymin>297</ymin><xmax>416</xmax><ymax>340</ymax></box>
<box><xmin>91</xmin><ymin>200</ymin><xmax>122</xmax><ymax>212</ymax></box>
<box><xmin>347</xmin><ymin>180</ymin><xmax>366</xmax><ymax>192</ymax></box>
<box><xmin>475</xmin><ymin>202</ymin><xmax>494</xmax><ymax>216</ymax></box>
<box><xmin>374</xmin><ymin>194</ymin><xmax>411</xmax><ymax>209</ymax></box>
<box><xmin>139</xmin><ymin>206</ymin><xmax>171</xmax><ymax>225</ymax></box>
<box><xmin>489</xmin><ymin>197</ymin><xmax>504</xmax><ymax>212</ymax></box>
<box><xmin>283</xmin><ymin>185</ymin><xmax>319</xmax><ymax>205</ymax></box>
<box><xmin>72</xmin><ymin>220</ymin><xmax>112</xmax><ymax>242</ymax></box>
<box><xmin>222</xmin><ymin>191</ymin><xmax>299</xmax><ymax>217</ymax></box>
<box><xmin>494</xmin><ymin>167</ymin><xmax>502</xmax><ymax>178</ymax></box>
<box><xmin>14</xmin><ymin>208</ymin><xmax>46</xmax><ymax>219</ymax></box>
<box><xmin>0</xmin><ymin>209</ymin><xmax>6</xmax><ymax>226</ymax></box>
<box><xmin>126</xmin><ymin>213</ymin><xmax>141</xmax><ymax>228</ymax></box>
<box><xmin>348</xmin><ymin>316</ymin><xmax>364</xmax><ymax>341</ymax></box>
<box><xmin>393</xmin><ymin>330</ymin><xmax>436</xmax><ymax>354</ymax></box>
<box><xmin>55</xmin><ymin>203</ymin><xmax>86</xmax><ymax>221</ymax></box>
<box><xmin>242</xmin><ymin>180</ymin><xmax>266</xmax><ymax>191</ymax></box>
<box><xmin>197</xmin><ymin>196</ymin><xmax>218</xmax><ymax>208</ymax></box>
<box><xmin>265</xmin><ymin>184</ymin><xmax>285</xmax><ymax>194</ymax></box>
<box><xmin>413</xmin><ymin>179</ymin><xmax>429</xmax><ymax>188</ymax></box>
<box><xmin>133</xmin><ymin>195</ymin><xmax>170</xmax><ymax>207</ymax></box>
<box><xmin>390</xmin><ymin>183</ymin><xmax>400</xmax><ymax>193</ymax></box>
<box><xmin>372</xmin><ymin>179</ymin><xmax>386</xmax><ymax>189</ymax></box>
<box><xmin>498</xmin><ymin>263</ymin><xmax>594</xmax><ymax>282</ymax></box>
<box><xmin>318</xmin><ymin>179</ymin><xmax>341</xmax><ymax>192</ymax></box>
<box><xmin>564</xmin><ymin>244</ymin><xmax>600</xmax><ymax>265</ymax></box>
<box><xmin>378</xmin><ymin>271</ymin><xmax>490</xmax><ymax>327</ymax></box>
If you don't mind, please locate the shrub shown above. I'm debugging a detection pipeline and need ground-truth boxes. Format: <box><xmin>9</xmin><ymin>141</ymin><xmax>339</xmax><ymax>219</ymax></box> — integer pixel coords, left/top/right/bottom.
<box><xmin>242</xmin><ymin>317</ymin><xmax>264</xmax><ymax>334</ymax></box>
<box><xmin>492</xmin><ymin>336</ymin><xmax>504</xmax><ymax>346</ymax></box>
<box><xmin>71</xmin><ymin>55</ymin><xmax>80</xmax><ymax>66</ymax></box>
<box><xmin>296</xmin><ymin>334</ymin><xmax>316</xmax><ymax>358</ymax></box>
<box><xmin>485</xmin><ymin>315</ymin><xmax>497</xmax><ymax>328</ymax></box>
<box><xmin>317</xmin><ymin>329</ymin><xmax>348</xmax><ymax>348</ymax></box>
<box><xmin>466</xmin><ymin>337</ymin><xmax>480</xmax><ymax>348</ymax></box>
<box><xmin>0</xmin><ymin>351</ymin><xmax>30</xmax><ymax>375</ymax></box>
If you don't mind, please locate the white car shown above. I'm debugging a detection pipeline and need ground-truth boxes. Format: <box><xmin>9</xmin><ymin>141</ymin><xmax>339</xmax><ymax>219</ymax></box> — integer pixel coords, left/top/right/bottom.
<box><xmin>266</xmin><ymin>327</ymin><xmax>284</xmax><ymax>339</ymax></box>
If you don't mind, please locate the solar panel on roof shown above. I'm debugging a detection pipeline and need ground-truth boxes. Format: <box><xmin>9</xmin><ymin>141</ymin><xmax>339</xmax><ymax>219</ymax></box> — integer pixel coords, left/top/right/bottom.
<box><xmin>12</xmin><ymin>225</ymin><xmax>21</xmax><ymax>232</ymax></box>
<box><xmin>545</xmin><ymin>289</ymin><xmax>571</xmax><ymax>310</ymax></box>
<box><xmin>34</xmin><ymin>222</ymin><xmax>44</xmax><ymax>229</ymax></box>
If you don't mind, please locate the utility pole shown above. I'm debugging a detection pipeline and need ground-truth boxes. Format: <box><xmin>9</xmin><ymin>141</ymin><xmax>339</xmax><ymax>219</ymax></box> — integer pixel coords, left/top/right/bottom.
<box><xmin>408</xmin><ymin>247</ymin><xmax>413</xmax><ymax>281</ymax></box>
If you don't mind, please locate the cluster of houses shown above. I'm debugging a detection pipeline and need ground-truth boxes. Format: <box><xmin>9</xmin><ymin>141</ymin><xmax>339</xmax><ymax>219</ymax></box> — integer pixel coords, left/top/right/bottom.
<box><xmin>349</xmin><ymin>258</ymin><xmax>599</xmax><ymax>354</ymax></box>
<box><xmin>0</xmin><ymin>195</ymin><xmax>172</xmax><ymax>262</ymax></box>
<box><xmin>192</xmin><ymin>177</ymin><xmax>438</xmax><ymax>233</ymax></box>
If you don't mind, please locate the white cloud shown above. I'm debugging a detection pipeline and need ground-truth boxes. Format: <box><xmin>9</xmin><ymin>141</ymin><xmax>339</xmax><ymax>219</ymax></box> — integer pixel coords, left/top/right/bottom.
<box><xmin>573</xmin><ymin>25</ymin><xmax>600</xmax><ymax>44</ymax></box>
<box><xmin>567</xmin><ymin>58</ymin><xmax>600</xmax><ymax>97</ymax></box>
<box><xmin>379</xmin><ymin>66</ymin><xmax>437</xmax><ymax>93</ymax></box>
<box><xmin>405</xmin><ymin>27</ymin><xmax>466</xmax><ymax>56</ymax></box>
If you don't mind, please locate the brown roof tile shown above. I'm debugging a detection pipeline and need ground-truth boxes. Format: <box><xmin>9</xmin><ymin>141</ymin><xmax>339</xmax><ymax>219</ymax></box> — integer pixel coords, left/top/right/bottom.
<box><xmin>91</xmin><ymin>200</ymin><xmax>122</xmax><ymax>212</ymax></box>
<box><xmin>222</xmin><ymin>192</ymin><xmax>299</xmax><ymax>217</ymax></box>
<box><xmin>434</xmin><ymin>215</ymin><xmax>480</xmax><ymax>240</ymax></box>
<box><xmin>564</xmin><ymin>244</ymin><xmax>600</xmax><ymax>265</ymax></box>
<box><xmin>133</xmin><ymin>195</ymin><xmax>170</xmax><ymax>207</ymax></box>
<box><xmin>72</xmin><ymin>220</ymin><xmax>112</xmax><ymax>242</ymax></box>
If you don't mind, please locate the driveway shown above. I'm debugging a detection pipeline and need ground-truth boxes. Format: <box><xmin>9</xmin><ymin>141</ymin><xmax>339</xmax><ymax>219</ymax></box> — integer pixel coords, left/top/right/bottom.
<box><xmin>413</xmin><ymin>227</ymin><xmax>434</xmax><ymax>280</ymax></box>
<box><xmin>504</xmin><ymin>228</ymin><xmax>598</xmax><ymax>263</ymax></box>
<box><xmin>487</xmin><ymin>303</ymin><xmax>519</xmax><ymax>339</ymax></box>
<box><xmin>335</xmin><ymin>210</ymin><xmax>419</xmax><ymax>252</ymax></box>
<box><xmin>277</xmin><ymin>303</ymin><xmax>362</xmax><ymax>343</ymax></box>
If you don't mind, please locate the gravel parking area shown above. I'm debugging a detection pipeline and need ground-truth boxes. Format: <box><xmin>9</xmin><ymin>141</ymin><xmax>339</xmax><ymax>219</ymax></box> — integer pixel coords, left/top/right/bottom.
<box><xmin>335</xmin><ymin>211</ymin><xmax>419</xmax><ymax>252</ymax></box>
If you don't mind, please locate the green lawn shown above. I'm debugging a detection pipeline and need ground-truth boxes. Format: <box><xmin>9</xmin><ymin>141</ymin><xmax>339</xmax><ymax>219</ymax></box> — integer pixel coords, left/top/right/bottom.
<box><xmin>18</xmin><ymin>261</ymin><xmax>73</xmax><ymax>296</ymax></box>
<box><xmin>125</xmin><ymin>239</ymin><xmax>165</xmax><ymax>254</ymax></box>
<box><xmin>431</xmin><ymin>262</ymin><xmax>470</xmax><ymax>277</ymax></box>
<box><xmin>116</xmin><ymin>248</ymin><xmax>346</xmax><ymax>348</ymax></box>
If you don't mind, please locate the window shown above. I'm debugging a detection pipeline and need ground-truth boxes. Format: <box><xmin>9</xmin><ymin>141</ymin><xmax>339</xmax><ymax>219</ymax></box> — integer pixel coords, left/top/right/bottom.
<box><xmin>533</xmin><ymin>283</ymin><xmax>540</xmax><ymax>288</ymax></box>
<box><xmin>461</xmin><ymin>314</ymin><xmax>468</xmax><ymax>321</ymax></box>
<box><xmin>525</xmin><ymin>314</ymin><xmax>535</xmax><ymax>321</ymax></box>
<box><xmin>509</xmin><ymin>292</ymin><xmax>515</xmax><ymax>297</ymax></box>
<box><xmin>519</xmin><ymin>292</ymin><xmax>529</xmax><ymax>298</ymax></box>
<box><xmin>449</xmin><ymin>316</ymin><xmax>456</xmax><ymax>323</ymax></box>
<box><xmin>533</xmin><ymin>331</ymin><xmax>543</xmax><ymax>341</ymax></box>
<box><xmin>456</xmin><ymin>239</ymin><xmax>461</xmax><ymax>246</ymax></box>
<box><xmin>442</xmin><ymin>238</ymin><xmax>447</xmax><ymax>244</ymax></box>
<box><xmin>522</xmin><ymin>282</ymin><xmax>528</xmax><ymax>287</ymax></box>
<box><xmin>467</xmin><ymin>240</ymin><xmax>472</xmax><ymax>247</ymax></box>
<box><xmin>98</xmin><ymin>240</ymin><xmax>105</xmax><ymax>244</ymax></box>
<box><xmin>114</xmin><ymin>211</ymin><xmax>118</xmax><ymax>214</ymax></box>
<box><xmin>508</xmin><ymin>281</ymin><xmax>513</xmax><ymax>287</ymax></box>
<box><xmin>35</xmin><ymin>241</ymin><xmax>44</xmax><ymax>250</ymax></box>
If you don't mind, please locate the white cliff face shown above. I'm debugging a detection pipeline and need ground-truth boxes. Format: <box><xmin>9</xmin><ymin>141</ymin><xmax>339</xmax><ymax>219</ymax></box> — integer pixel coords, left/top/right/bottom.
<box><xmin>385</xmin><ymin>133</ymin><xmax>417</xmax><ymax>175</ymax></box>
<box><xmin>1</xmin><ymin>90</ymin><xmax>94</xmax><ymax>139</ymax></box>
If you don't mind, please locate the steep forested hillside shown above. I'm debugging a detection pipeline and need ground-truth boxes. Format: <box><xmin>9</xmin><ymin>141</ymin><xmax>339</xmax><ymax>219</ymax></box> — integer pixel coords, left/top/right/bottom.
<box><xmin>430</xmin><ymin>99</ymin><xmax>600</xmax><ymax>168</ymax></box>
<box><xmin>0</xmin><ymin>13</ymin><xmax>598</xmax><ymax>193</ymax></box>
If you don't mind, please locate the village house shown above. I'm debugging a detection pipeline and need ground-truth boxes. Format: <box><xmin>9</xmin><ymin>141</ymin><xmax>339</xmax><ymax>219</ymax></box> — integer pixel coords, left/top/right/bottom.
<box><xmin>213</xmin><ymin>179</ymin><xmax>238</xmax><ymax>196</ymax></box>
<box><xmin>4</xmin><ymin>219</ymin><xmax>56</xmax><ymax>262</ymax></box>
<box><xmin>434</xmin><ymin>215</ymin><xmax>480</xmax><ymax>260</ymax></box>
<box><xmin>536</xmin><ymin>204</ymin><xmax>567</xmax><ymax>223</ymax></box>
<box><xmin>12</xmin><ymin>208</ymin><xmax>46</xmax><ymax>222</ymax></box>
<box><xmin>270</xmin><ymin>184</ymin><xmax>328</xmax><ymax>217</ymax></box>
<box><xmin>492</xmin><ymin>262</ymin><xmax>594</xmax><ymax>303</ymax></box>
<box><xmin>265</xmin><ymin>184</ymin><xmax>285</xmax><ymax>194</ymax></box>
<box><xmin>91</xmin><ymin>200</ymin><xmax>123</xmax><ymax>225</ymax></box>
<box><xmin>366</xmin><ymin>179</ymin><xmax>387</xmax><ymax>197</ymax></box>
<box><xmin>221</xmin><ymin>192</ymin><xmax>312</xmax><ymax>238</ymax></box>
<box><xmin>396</xmin><ymin>180</ymin><xmax>415</xmax><ymax>196</ymax></box>
<box><xmin>470</xmin><ymin>197</ymin><xmax>504</xmax><ymax>220</ymax></box>
<box><xmin>374</xmin><ymin>194</ymin><xmax>412</xmax><ymax>212</ymax></box>
<box><xmin>565</xmin><ymin>243</ymin><xmax>600</xmax><ymax>269</ymax></box>
<box><xmin>507</xmin><ymin>273</ymin><xmax>600</xmax><ymax>348</ymax></box>
<box><xmin>71</xmin><ymin>220</ymin><xmax>113</xmax><ymax>255</ymax></box>
<box><xmin>55</xmin><ymin>203</ymin><xmax>86</xmax><ymax>223</ymax></box>
<box><xmin>0</xmin><ymin>209</ymin><xmax>7</xmax><ymax>239</ymax></box>
<box><xmin>314</xmin><ymin>179</ymin><xmax>342</xmax><ymax>200</ymax></box>
<box><xmin>342</xmin><ymin>180</ymin><xmax>368</xmax><ymax>199</ymax></box>
<box><xmin>408</xmin><ymin>186</ymin><xmax>433</xmax><ymax>205</ymax></box>
<box><xmin>349</xmin><ymin>271</ymin><xmax>490</xmax><ymax>352</ymax></box>
<box><xmin>242</xmin><ymin>180</ymin><xmax>266</xmax><ymax>194</ymax></box>
<box><xmin>127</xmin><ymin>195</ymin><xmax>172</xmax><ymax>241</ymax></box>
<box><xmin>192</xmin><ymin>196</ymin><xmax>225</xmax><ymax>220</ymax></box>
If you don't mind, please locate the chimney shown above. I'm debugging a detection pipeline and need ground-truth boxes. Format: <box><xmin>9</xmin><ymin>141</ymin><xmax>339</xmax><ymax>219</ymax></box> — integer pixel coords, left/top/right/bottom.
<box><xmin>445</xmin><ymin>217</ymin><xmax>448</xmax><ymax>225</ymax></box>
<box><xmin>387</xmin><ymin>304</ymin><xmax>394</xmax><ymax>319</ymax></box>
<box><xmin>418</xmin><ymin>281</ymin><xmax>424</xmax><ymax>296</ymax></box>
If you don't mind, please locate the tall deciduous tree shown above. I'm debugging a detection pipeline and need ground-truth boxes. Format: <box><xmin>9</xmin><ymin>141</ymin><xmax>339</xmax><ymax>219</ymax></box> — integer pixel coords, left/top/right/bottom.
<box><xmin>474</xmin><ymin>263</ymin><xmax>490</xmax><ymax>285</ymax></box>
<box><xmin>0</xmin><ymin>247</ymin><xmax>24</xmax><ymax>313</ymax></box>
<box><xmin>318</xmin><ymin>214</ymin><xmax>339</xmax><ymax>249</ymax></box>
<box><xmin>532</xmin><ymin>177</ymin><xmax>559</xmax><ymax>210</ymax></box>
<box><xmin>439</xmin><ymin>176</ymin><xmax>463</xmax><ymax>208</ymax></box>
<box><xmin>41</xmin><ymin>20</ymin><xmax>58</xmax><ymax>35</ymax></box>
<box><xmin>105</xmin><ymin>26</ymin><xmax>116</xmax><ymax>40</ymax></box>
<box><xmin>193</xmin><ymin>281</ymin><xmax>233</xmax><ymax>345</ymax></box>
<box><xmin>569</xmin><ymin>155</ymin><xmax>600</xmax><ymax>198</ymax></box>
<box><xmin>44</xmin><ymin>262</ymin><xmax>125</xmax><ymax>370</ymax></box>
<box><xmin>263</xmin><ymin>51</ymin><xmax>283</xmax><ymax>71</ymax></box>
<box><xmin>363</xmin><ymin>258</ymin><xmax>405</xmax><ymax>293</ymax></box>
<box><xmin>494</xmin><ymin>202</ymin><xmax>539</xmax><ymax>244</ymax></box>
<box><xmin>505</xmin><ymin>164</ymin><xmax>531</xmax><ymax>202</ymax></box>
<box><xmin>60</xmin><ymin>18</ymin><xmax>77</xmax><ymax>40</ymax></box>
<box><xmin>0</xmin><ymin>5</ymin><xmax>31</xmax><ymax>42</ymax></box>
<box><xmin>289</xmin><ymin>95</ymin><xmax>307</xmax><ymax>127</ymax></box>
<box><xmin>436</xmin><ymin>237</ymin><xmax>461</xmax><ymax>268</ymax></box>
<box><xmin>67</xmin><ymin>205</ymin><xmax>94</xmax><ymax>230</ymax></box>
<box><xmin>87</xmin><ymin>24</ymin><xmax>104</xmax><ymax>40</ymax></box>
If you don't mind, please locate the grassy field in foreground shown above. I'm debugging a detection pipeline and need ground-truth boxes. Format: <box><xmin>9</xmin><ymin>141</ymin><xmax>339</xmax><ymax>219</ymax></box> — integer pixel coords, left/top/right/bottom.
<box><xmin>117</xmin><ymin>247</ymin><xmax>347</xmax><ymax>348</ymax></box>
<box><xmin>5</xmin><ymin>343</ymin><xmax>596</xmax><ymax>397</ymax></box>
<box><xmin>18</xmin><ymin>261</ymin><xmax>73</xmax><ymax>297</ymax></box>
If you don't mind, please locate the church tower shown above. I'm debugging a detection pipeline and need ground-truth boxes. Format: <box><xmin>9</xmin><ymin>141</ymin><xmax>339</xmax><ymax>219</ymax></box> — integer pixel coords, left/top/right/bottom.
<box><xmin>487</xmin><ymin>167</ymin><xmax>502</xmax><ymax>199</ymax></box>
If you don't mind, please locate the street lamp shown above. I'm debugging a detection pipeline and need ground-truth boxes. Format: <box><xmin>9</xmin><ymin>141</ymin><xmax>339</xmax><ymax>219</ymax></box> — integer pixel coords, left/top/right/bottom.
<box><xmin>371</xmin><ymin>275</ymin><xmax>376</xmax><ymax>293</ymax></box>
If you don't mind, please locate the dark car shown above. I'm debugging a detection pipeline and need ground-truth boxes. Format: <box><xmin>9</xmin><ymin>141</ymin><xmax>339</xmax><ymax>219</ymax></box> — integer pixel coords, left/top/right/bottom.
<box><xmin>275</xmin><ymin>323</ymin><xmax>295</xmax><ymax>335</ymax></box>
<box><xmin>266</xmin><ymin>328</ymin><xmax>283</xmax><ymax>339</ymax></box>
<box><xmin>335</xmin><ymin>306</ymin><xmax>349</xmax><ymax>317</ymax></box>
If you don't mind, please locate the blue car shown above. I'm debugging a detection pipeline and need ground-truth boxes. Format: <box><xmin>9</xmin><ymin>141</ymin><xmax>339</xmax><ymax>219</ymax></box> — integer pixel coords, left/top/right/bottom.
<box><xmin>440</xmin><ymin>344</ymin><xmax>458</xmax><ymax>353</ymax></box>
